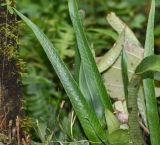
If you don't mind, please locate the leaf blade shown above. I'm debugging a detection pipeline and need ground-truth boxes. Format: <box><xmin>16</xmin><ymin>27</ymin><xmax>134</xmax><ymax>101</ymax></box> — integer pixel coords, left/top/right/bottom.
<box><xmin>14</xmin><ymin>8</ymin><xmax>109</xmax><ymax>143</ymax></box>
<box><xmin>136</xmin><ymin>55</ymin><xmax>160</xmax><ymax>74</ymax></box>
<box><xmin>68</xmin><ymin>0</ymin><xmax>113</xmax><ymax>115</ymax></box>
<box><xmin>105</xmin><ymin>109</ymin><xmax>120</xmax><ymax>134</ymax></box>
<box><xmin>121</xmin><ymin>46</ymin><xmax>129</xmax><ymax>102</ymax></box>
<box><xmin>143</xmin><ymin>0</ymin><xmax>160</xmax><ymax>144</ymax></box>
<box><xmin>98</xmin><ymin>30</ymin><xmax>125</xmax><ymax>73</ymax></box>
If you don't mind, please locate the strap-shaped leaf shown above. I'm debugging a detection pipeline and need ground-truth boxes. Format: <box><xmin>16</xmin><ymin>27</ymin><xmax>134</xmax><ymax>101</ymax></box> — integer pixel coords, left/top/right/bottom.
<box><xmin>79</xmin><ymin>64</ymin><xmax>104</xmax><ymax>118</ymax></box>
<box><xmin>143</xmin><ymin>0</ymin><xmax>160</xmax><ymax>144</ymax></box>
<box><xmin>14</xmin><ymin>9</ymin><xmax>109</xmax><ymax>144</ymax></box>
<box><xmin>68</xmin><ymin>0</ymin><xmax>113</xmax><ymax>114</ymax></box>
<box><xmin>121</xmin><ymin>47</ymin><xmax>129</xmax><ymax>102</ymax></box>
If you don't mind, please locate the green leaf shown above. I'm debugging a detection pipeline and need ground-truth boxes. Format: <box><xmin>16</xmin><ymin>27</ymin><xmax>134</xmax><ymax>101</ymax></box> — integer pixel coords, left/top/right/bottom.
<box><xmin>121</xmin><ymin>47</ymin><xmax>129</xmax><ymax>102</ymax></box>
<box><xmin>143</xmin><ymin>0</ymin><xmax>160</xmax><ymax>144</ymax></box>
<box><xmin>22</xmin><ymin>67</ymin><xmax>50</xmax><ymax>122</ymax></box>
<box><xmin>68</xmin><ymin>0</ymin><xmax>113</xmax><ymax>115</ymax></box>
<box><xmin>136</xmin><ymin>55</ymin><xmax>160</xmax><ymax>74</ymax></box>
<box><xmin>8</xmin><ymin>6</ymin><xmax>14</xmax><ymax>14</ymax></box>
<box><xmin>105</xmin><ymin>109</ymin><xmax>120</xmax><ymax>134</ymax></box>
<box><xmin>1</xmin><ymin>3</ymin><xmax>7</xmax><ymax>6</ymax></box>
<box><xmin>34</xmin><ymin>121</ymin><xmax>47</xmax><ymax>142</ymax></box>
<box><xmin>74</xmin><ymin>45</ymin><xmax>81</xmax><ymax>83</ymax></box>
<box><xmin>14</xmin><ymin>8</ymin><xmax>109</xmax><ymax>144</ymax></box>
<box><xmin>79</xmin><ymin>64</ymin><xmax>104</xmax><ymax>117</ymax></box>
<box><xmin>108</xmin><ymin>129</ymin><xmax>130</xmax><ymax>145</ymax></box>
<box><xmin>88</xmin><ymin>28</ymin><xmax>118</xmax><ymax>41</ymax></box>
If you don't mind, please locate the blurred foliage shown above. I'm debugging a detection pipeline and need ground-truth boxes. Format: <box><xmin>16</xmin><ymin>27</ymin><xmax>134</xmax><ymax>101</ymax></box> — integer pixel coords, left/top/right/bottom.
<box><xmin>16</xmin><ymin>0</ymin><xmax>160</xmax><ymax>143</ymax></box>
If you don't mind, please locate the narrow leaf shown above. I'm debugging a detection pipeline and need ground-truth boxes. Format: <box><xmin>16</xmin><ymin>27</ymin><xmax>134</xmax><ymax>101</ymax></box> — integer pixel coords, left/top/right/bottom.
<box><xmin>68</xmin><ymin>0</ymin><xmax>113</xmax><ymax>114</ymax></box>
<box><xmin>14</xmin><ymin>9</ymin><xmax>108</xmax><ymax>143</ymax></box>
<box><xmin>74</xmin><ymin>46</ymin><xmax>81</xmax><ymax>83</ymax></box>
<box><xmin>143</xmin><ymin>0</ymin><xmax>160</xmax><ymax>144</ymax></box>
<box><xmin>79</xmin><ymin>64</ymin><xmax>104</xmax><ymax>117</ymax></box>
<box><xmin>121</xmin><ymin>47</ymin><xmax>129</xmax><ymax>102</ymax></box>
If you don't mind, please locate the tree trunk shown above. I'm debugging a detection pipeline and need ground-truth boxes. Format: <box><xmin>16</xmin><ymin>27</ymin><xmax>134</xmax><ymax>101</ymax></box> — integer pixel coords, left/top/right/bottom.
<box><xmin>0</xmin><ymin>0</ymin><xmax>28</xmax><ymax>144</ymax></box>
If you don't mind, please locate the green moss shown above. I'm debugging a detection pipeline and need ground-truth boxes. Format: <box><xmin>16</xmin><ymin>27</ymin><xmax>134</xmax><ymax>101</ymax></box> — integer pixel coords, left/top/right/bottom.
<box><xmin>0</xmin><ymin>22</ymin><xmax>18</xmax><ymax>59</ymax></box>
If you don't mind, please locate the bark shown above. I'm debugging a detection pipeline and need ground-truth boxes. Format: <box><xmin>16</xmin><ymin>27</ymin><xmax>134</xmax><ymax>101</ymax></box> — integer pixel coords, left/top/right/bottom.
<box><xmin>0</xmin><ymin>0</ymin><xmax>28</xmax><ymax>144</ymax></box>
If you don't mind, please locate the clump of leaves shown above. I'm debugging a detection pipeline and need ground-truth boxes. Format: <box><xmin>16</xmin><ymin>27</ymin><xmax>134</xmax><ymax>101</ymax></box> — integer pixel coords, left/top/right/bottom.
<box><xmin>10</xmin><ymin>0</ymin><xmax>160</xmax><ymax>144</ymax></box>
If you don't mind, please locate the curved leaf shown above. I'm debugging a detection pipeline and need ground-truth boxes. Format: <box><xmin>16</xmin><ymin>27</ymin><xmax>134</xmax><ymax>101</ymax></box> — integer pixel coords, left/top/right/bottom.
<box><xmin>14</xmin><ymin>9</ymin><xmax>108</xmax><ymax>143</ymax></box>
<box><xmin>102</xmin><ymin>42</ymin><xmax>143</xmax><ymax>99</ymax></box>
<box><xmin>136</xmin><ymin>55</ymin><xmax>160</xmax><ymax>74</ymax></box>
<box><xmin>100</xmin><ymin>11</ymin><xmax>144</xmax><ymax>100</ymax></box>
<box><xmin>106</xmin><ymin>12</ymin><xmax>141</xmax><ymax>47</ymax></box>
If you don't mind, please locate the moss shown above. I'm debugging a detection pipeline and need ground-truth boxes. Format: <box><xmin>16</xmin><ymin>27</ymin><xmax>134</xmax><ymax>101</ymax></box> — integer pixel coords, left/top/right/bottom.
<box><xmin>0</xmin><ymin>23</ymin><xmax>18</xmax><ymax>59</ymax></box>
<box><xmin>0</xmin><ymin>0</ymin><xmax>27</xmax><ymax>144</ymax></box>
<box><xmin>20</xmin><ymin>117</ymin><xmax>32</xmax><ymax>134</ymax></box>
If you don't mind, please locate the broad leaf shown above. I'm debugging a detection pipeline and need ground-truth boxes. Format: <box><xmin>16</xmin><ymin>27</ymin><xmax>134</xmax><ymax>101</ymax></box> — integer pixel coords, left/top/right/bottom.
<box><xmin>99</xmin><ymin>13</ymin><xmax>148</xmax><ymax>128</ymax></box>
<box><xmin>97</xmin><ymin>30</ymin><xmax>125</xmax><ymax>73</ymax></box>
<box><xmin>101</xmin><ymin>42</ymin><xmax>143</xmax><ymax>99</ymax></box>
<box><xmin>14</xmin><ymin>9</ymin><xmax>108</xmax><ymax>143</ymax></box>
<box><xmin>107</xmin><ymin>12</ymin><xmax>141</xmax><ymax>47</ymax></box>
<box><xmin>98</xmin><ymin>12</ymin><xmax>144</xmax><ymax>100</ymax></box>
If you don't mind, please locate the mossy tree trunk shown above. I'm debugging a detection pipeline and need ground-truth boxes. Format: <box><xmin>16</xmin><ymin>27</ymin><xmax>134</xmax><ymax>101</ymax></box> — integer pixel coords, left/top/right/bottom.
<box><xmin>0</xmin><ymin>0</ymin><xmax>27</xmax><ymax>144</ymax></box>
